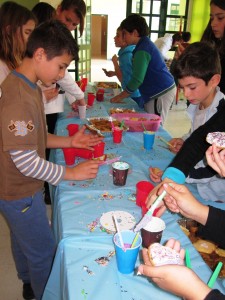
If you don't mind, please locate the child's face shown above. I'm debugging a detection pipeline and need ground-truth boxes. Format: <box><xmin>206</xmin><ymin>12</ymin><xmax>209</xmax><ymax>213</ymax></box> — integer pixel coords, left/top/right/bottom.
<box><xmin>179</xmin><ymin>76</ymin><xmax>217</xmax><ymax>107</ymax></box>
<box><xmin>122</xmin><ymin>29</ymin><xmax>138</xmax><ymax>45</ymax></box>
<box><xmin>37</xmin><ymin>51</ymin><xmax>73</xmax><ymax>87</ymax></box>
<box><xmin>210</xmin><ymin>3</ymin><xmax>225</xmax><ymax>39</ymax></box>
<box><xmin>17</xmin><ymin>19</ymin><xmax>36</xmax><ymax>51</ymax></box>
<box><xmin>114</xmin><ymin>30</ymin><xmax>126</xmax><ymax>48</ymax></box>
<box><xmin>56</xmin><ymin>7</ymin><xmax>80</xmax><ymax>31</ymax></box>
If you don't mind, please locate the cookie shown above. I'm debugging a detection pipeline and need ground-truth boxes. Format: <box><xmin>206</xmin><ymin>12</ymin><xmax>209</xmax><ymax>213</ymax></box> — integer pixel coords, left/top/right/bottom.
<box><xmin>206</xmin><ymin>132</ymin><xmax>225</xmax><ymax>149</ymax></box>
<box><xmin>148</xmin><ymin>243</ymin><xmax>183</xmax><ymax>266</ymax></box>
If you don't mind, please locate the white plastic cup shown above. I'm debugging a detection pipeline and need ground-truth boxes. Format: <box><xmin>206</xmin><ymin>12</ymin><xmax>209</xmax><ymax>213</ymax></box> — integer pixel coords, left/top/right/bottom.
<box><xmin>78</xmin><ymin>105</ymin><xmax>87</xmax><ymax>119</ymax></box>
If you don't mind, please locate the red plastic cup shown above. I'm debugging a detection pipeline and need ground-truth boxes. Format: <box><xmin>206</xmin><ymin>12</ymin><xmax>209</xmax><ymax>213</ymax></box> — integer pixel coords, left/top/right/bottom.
<box><xmin>113</xmin><ymin>127</ymin><xmax>123</xmax><ymax>143</ymax></box>
<box><xmin>67</xmin><ymin>124</ymin><xmax>79</xmax><ymax>136</ymax></box>
<box><xmin>136</xmin><ymin>181</ymin><xmax>154</xmax><ymax>207</ymax></box>
<box><xmin>62</xmin><ymin>148</ymin><xmax>76</xmax><ymax>165</ymax></box>
<box><xmin>96</xmin><ymin>89</ymin><xmax>104</xmax><ymax>101</ymax></box>
<box><xmin>93</xmin><ymin>141</ymin><xmax>105</xmax><ymax>158</ymax></box>
<box><xmin>87</xmin><ymin>93</ymin><xmax>95</xmax><ymax>106</ymax></box>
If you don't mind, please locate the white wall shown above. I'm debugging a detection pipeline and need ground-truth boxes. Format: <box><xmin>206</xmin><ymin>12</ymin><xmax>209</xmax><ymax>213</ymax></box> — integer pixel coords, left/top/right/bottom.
<box><xmin>92</xmin><ymin>0</ymin><xmax>127</xmax><ymax>59</ymax></box>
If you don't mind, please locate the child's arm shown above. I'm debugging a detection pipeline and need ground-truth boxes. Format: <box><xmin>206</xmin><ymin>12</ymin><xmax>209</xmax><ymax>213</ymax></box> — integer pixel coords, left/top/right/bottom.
<box><xmin>47</xmin><ymin>126</ymin><xmax>103</xmax><ymax>150</ymax></box>
<box><xmin>112</xmin><ymin>54</ymin><xmax>122</xmax><ymax>82</ymax></box>
<box><xmin>138</xmin><ymin>240</ymin><xmax>212</xmax><ymax>300</ymax></box>
<box><xmin>10</xmin><ymin>149</ymin><xmax>100</xmax><ymax>184</ymax></box>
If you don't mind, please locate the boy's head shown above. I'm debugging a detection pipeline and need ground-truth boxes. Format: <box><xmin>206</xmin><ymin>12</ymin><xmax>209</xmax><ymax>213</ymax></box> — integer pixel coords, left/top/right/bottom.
<box><xmin>26</xmin><ymin>20</ymin><xmax>79</xmax><ymax>62</ymax></box>
<box><xmin>173</xmin><ymin>42</ymin><xmax>221</xmax><ymax>105</ymax></box>
<box><xmin>120</xmin><ymin>14</ymin><xmax>149</xmax><ymax>38</ymax></box>
<box><xmin>25</xmin><ymin>20</ymin><xmax>79</xmax><ymax>86</ymax></box>
<box><xmin>56</xmin><ymin>0</ymin><xmax>86</xmax><ymax>34</ymax></box>
<box><xmin>173</xmin><ymin>42</ymin><xmax>221</xmax><ymax>83</ymax></box>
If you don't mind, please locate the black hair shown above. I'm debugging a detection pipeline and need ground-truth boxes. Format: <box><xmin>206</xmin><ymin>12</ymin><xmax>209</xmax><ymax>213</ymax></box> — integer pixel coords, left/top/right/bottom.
<box><xmin>210</xmin><ymin>0</ymin><xmax>225</xmax><ymax>10</ymax></box>
<box><xmin>172</xmin><ymin>33</ymin><xmax>182</xmax><ymax>45</ymax></box>
<box><xmin>32</xmin><ymin>2</ymin><xmax>56</xmax><ymax>25</ymax></box>
<box><xmin>201</xmin><ymin>0</ymin><xmax>225</xmax><ymax>56</ymax></box>
<box><xmin>172</xmin><ymin>42</ymin><xmax>221</xmax><ymax>84</ymax></box>
<box><xmin>182</xmin><ymin>32</ymin><xmax>191</xmax><ymax>42</ymax></box>
<box><xmin>25</xmin><ymin>20</ymin><xmax>79</xmax><ymax>62</ymax></box>
<box><xmin>59</xmin><ymin>0</ymin><xmax>86</xmax><ymax>36</ymax></box>
<box><xmin>120</xmin><ymin>14</ymin><xmax>149</xmax><ymax>37</ymax></box>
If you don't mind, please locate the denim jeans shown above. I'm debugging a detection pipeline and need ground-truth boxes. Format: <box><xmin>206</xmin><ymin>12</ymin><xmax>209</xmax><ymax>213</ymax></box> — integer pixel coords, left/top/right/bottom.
<box><xmin>0</xmin><ymin>191</ymin><xmax>56</xmax><ymax>300</ymax></box>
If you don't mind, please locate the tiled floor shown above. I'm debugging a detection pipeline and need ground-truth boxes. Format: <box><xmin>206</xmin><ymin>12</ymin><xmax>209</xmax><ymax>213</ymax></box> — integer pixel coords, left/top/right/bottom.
<box><xmin>0</xmin><ymin>59</ymin><xmax>191</xmax><ymax>300</ymax></box>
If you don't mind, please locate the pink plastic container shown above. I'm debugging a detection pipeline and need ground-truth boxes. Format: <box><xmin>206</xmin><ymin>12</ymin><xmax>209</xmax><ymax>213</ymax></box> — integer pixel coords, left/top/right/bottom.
<box><xmin>111</xmin><ymin>113</ymin><xmax>161</xmax><ymax>132</ymax></box>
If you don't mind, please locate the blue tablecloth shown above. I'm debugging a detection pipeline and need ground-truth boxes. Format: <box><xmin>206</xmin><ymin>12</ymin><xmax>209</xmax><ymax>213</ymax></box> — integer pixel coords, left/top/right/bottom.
<box><xmin>43</xmin><ymin>89</ymin><xmax>225</xmax><ymax>300</ymax></box>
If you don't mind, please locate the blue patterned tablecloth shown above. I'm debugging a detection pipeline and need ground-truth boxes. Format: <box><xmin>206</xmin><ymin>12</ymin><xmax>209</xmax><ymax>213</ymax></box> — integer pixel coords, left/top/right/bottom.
<box><xmin>43</xmin><ymin>89</ymin><xmax>225</xmax><ymax>300</ymax></box>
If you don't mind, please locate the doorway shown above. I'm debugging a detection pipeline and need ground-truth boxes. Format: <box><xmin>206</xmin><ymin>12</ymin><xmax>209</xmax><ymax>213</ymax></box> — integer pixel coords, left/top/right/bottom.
<box><xmin>91</xmin><ymin>14</ymin><xmax>108</xmax><ymax>58</ymax></box>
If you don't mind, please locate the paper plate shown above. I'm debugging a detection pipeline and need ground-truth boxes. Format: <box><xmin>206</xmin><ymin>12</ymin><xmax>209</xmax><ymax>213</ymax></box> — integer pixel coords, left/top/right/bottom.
<box><xmin>100</xmin><ymin>211</ymin><xmax>136</xmax><ymax>233</ymax></box>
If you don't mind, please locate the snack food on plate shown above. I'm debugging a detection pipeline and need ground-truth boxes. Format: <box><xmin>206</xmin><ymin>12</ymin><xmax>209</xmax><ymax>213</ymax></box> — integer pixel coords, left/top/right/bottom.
<box><xmin>109</xmin><ymin>108</ymin><xmax>135</xmax><ymax>114</ymax></box>
<box><xmin>206</xmin><ymin>132</ymin><xmax>225</xmax><ymax>149</ymax></box>
<box><xmin>96</xmin><ymin>82</ymin><xmax>118</xmax><ymax>89</ymax></box>
<box><xmin>89</xmin><ymin>118</ymin><xmax>123</xmax><ymax>132</ymax></box>
<box><xmin>148</xmin><ymin>243</ymin><xmax>183</xmax><ymax>266</ymax></box>
<box><xmin>193</xmin><ymin>239</ymin><xmax>216</xmax><ymax>254</ymax></box>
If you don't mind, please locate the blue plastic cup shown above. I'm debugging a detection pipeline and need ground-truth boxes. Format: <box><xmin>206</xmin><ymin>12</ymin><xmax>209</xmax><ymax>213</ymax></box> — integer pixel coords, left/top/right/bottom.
<box><xmin>113</xmin><ymin>230</ymin><xmax>142</xmax><ymax>274</ymax></box>
<box><xmin>143</xmin><ymin>131</ymin><xmax>155</xmax><ymax>150</ymax></box>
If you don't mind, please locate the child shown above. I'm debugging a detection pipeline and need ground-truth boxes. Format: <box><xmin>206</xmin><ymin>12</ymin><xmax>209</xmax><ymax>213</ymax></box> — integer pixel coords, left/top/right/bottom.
<box><xmin>0</xmin><ymin>1</ymin><xmax>37</xmax><ymax>84</ymax></box>
<box><xmin>32</xmin><ymin>0</ymin><xmax>87</xmax><ymax>204</ymax></box>
<box><xmin>110</xmin><ymin>14</ymin><xmax>176</xmax><ymax>124</ymax></box>
<box><xmin>150</xmin><ymin>42</ymin><xmax>225</xmax><ymax>202</ymax></box>
<box><xmin>139</xmin><ymin>144</ymin><xmax>225</xmax><ymax>299</ymax></box>
<box><xmin>0</xmin><ymin>20</ymin><xmax>102</xmax><ymax>300</ymax></box>
<box><xmin>102</xmin><ymin>26</ymin><xmax>142</xmax><ymax>106</ymax></box>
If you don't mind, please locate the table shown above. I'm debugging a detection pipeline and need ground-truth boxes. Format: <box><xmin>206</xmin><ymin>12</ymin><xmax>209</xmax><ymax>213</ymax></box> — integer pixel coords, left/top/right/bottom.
<box><xmin>43</xmin><ymin>86</ymin><xmax>225</xmax><ymax>300</ymax></box>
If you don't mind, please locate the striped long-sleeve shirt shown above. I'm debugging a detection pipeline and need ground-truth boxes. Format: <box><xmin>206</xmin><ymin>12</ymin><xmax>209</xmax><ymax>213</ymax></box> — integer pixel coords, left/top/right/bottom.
<box><xmin>10</xmin><ymin>149</ymin><xmax>65</xmax><ymax>186</ymax></box>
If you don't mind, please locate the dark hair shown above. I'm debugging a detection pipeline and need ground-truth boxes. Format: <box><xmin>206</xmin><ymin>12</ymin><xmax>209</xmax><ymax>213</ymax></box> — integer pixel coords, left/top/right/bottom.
<box><xmin>0</xmin><ymin>1</ymin><xmax>37</xmax><ymax>69</ymax></box>
<box><xmin>25</xmin><ymin>20</ymin><xmax>79</xmax><ymax>62</ymax></box>
<box><xmin>201</xmin><ymin>0</ymin><xmax>225</xmax><ymax>56</ymax></box>
<box><xmin>120</xmin><ymin>14</ymin><xmax>149</xmax><ymax>37</ymax></box>
<box><xmin>59</xmin><ymin>0</ymin><xmax>86</xmax><ymax>36</ymax></box>
<box><xmin>210</xmin><ymin>0</ymin><xmax>225</xmax><ymax>10</ymax></box>
<box><xmin>182</xmin><ymin>32</ymin><xmax>191</xmax><ymax>42</ymax></box>
<box><xmin>32</xmin><ymin>2</ymin><xmax>56</xmax><ymax>25</ymax></box>
<box><xmin>172</xmin><ymin>33</ymin><xmax>182</xmax><ymax>45</ymax></box>
<box><xmin>172</xmin><ymin>42</ymin><xmax>221</xmax><ymax>84</ymax></box>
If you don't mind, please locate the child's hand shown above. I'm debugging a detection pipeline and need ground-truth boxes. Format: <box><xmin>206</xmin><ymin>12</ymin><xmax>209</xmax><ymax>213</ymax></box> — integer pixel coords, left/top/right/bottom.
<box><xmin>102</xmin><ymin>68</ymin><xmax>115</xmax><ymax>77</ymax></box>
<box><xmin>112</xmin><ymin>54</ymin><xmax>118</xmax><ymax>64</ymax></box>
<box><xmin>137</xmin><ymin>239</ymin><xmax>212</xmax><ymax>300</ymax></box>
<box><xmin>206</xmin><ymin>144</ymin><xmax>225</xmax><ymax>177</ymax></box>
<box><xmin>169</xmin><ymin>138</ymin><xmax>184</xmax><ymax>153</ymax></box>
<box><xmin>110</xmin><ymin>95</ymin><xmax>124</xmax><ymax>103</ymax></box>
<box><xmin>149</xmin><ymin>167</ymin><xmax>163</xmax><ymax>182</ymax></box>
<box><xmin>65</xmin><ymin>160</ymin><xmax>100</xmax><ymax>180</ymax></box>
<box><xmin>43</xmin><ymin>87</ymin><xmax>59</xmax><ymax>102</ymax></box>
<box><xmin>70</xmin><ymin>126</ymin><xmax>104</xmax><ymax>150</ymax></box>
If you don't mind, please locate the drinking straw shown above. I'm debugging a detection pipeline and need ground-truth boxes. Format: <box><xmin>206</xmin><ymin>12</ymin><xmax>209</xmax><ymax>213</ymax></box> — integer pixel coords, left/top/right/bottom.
<box><xmin>142</xmin><ymin>122</ymin><xmax>147</xmax><ymax>132</ymax></box>
<box><xmin>131</xmin><ymin>233</ymin><xmax>139</xmax><ymax>248</ymax></box>
<box><xmin>134</xmin><ymin>190</ymin><xmax>167</xmax><ymax>232</ymax></box>
<box><xmin>185</xmin><ymin>249</ymin><xmax>191</xmax><ymax>269</ymax></box>
<box><xmin>207</xmin><ymin>262</ymin><xmax>223</xmax><ymax>288</ymax></box>
<box><xmin>109</xmin><ymin>116</ymin><xmax>115</xmax><ymax>130</ymax></box>
<box><xmin>113</xmin><ymin>213</ymin><xmax>126</xmax><ymax>252</ymax></box>
<box><xmin>158</xmin><ymin>136</ymin><xmax>174</xmax><ymax>148</ymax></box>
<box><xmin>120</xmin><ymin>120</ymin><xmax>124</xmax><ymax>129</ymax></box>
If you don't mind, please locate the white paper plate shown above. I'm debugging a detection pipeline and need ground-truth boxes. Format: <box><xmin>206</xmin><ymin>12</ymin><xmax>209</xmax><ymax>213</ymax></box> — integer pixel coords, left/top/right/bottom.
<box><xmin>100</xmin><ymin>211</ymin><xmax>136</xmax><ymax>233</ymax></box>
